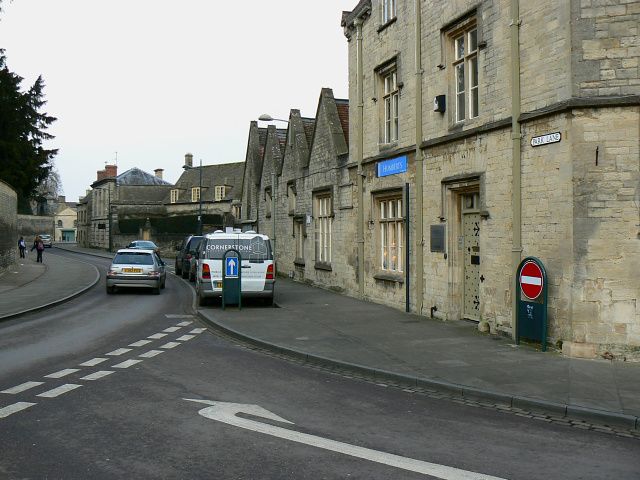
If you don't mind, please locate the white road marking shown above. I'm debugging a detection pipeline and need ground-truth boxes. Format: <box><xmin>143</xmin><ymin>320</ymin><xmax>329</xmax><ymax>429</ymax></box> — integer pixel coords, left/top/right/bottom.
<box><xmin>0</xmin><ymin>402</ymin><xmax>36</xmax><ymax>418</ymax></box>
<box><xmin>2</xmin><ymin>381</ymin><xmax>44</xmax><ymax>394</ymax></box>
<box><xmin>129</xmin><ymin>339</ymin><xmax>152</xmax><ymax>347</ymax></box>
<box><xmin>80</xmin><ymin>371</ymin><xmax>115</xmax><ymax>381</ymax></box>
<box><xmin>106</xmin><ymin>348</ymin><xmax>132</xmax><ymax>356</ymax></box>
<box><xmin>165</xmin><ymin>314</ymin><xmax>194</xmax><ymax>319</ymax></box>
<box><xmin>139</xmin><ymin>350</ymin><xmax>164</xmax><ymax>358</ymax></box>
<box><xmin>176</xmin><ymin>321</ymin><xmax>193</xmax><ymax>326</ymax></box>
<box><xmin>112</xmin><ymin>359</ymin><xmax>143</xmax><ymax>369</ymax></box>
<box><xmin>159</xmin><ymin>342</ymin><xmax>180</xmax><ymax>349</ymax></box>
<box><xmin>176</xmin><ymin>335</ymin><xmax>195</xmax><ymax>341</ymax></box>
<box><xmin>189</xmin><ymin>328</ymin><xmax>206</xmax><ymax>334</ymax></box>
<box><xmin>186</xmin><ymin>400</ymin><xmax>508</xmax><ymax>480</ymax></box>
<box><xmin>79</xmin><ymin>358</ymin><xmax>108</xmax><ymax>367</ymax></box>
<box><xmin>45</xmin><ymin>369</ymin><xmax>80</xmax><ymax>379</ymax></box>
<box><xmin>37</xmin><ymin>384</ymin><xmax>82</xmax><ymax>398</ymax></box>
<box><xmin>163</xmin><ymin>327</ymin><xmax>181</xmax><ymax>333</ymax></box>
<box><xmin>148</xmin><ymin>333</ymin><xmax>168</xmax><ymax>340</ymax></box>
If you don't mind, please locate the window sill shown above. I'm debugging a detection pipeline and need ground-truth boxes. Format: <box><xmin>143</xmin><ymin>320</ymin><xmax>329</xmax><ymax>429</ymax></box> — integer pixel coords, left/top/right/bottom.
<box><xmin>377</xmin><ymin>17</ymin><xmax>397</xmax><ymax>33</ymax></box>
<box><xmin>373</xmin><ymin>272</ymin><xmax>404</xmax><ymax>284</ymax></box>
<box><xmin>314</xmin><ymin>262</ymin><xmax>332</xmax><ymax>272</ymax></box>
<box><xmin>294</xmin><ymin>258</ymin><xmax>305</xmax><ymax>267</ymax></box>
<box><xmin>378</xmin><ymin>141</ymin><xmax>399</xmax><ymax>152</ymax></box>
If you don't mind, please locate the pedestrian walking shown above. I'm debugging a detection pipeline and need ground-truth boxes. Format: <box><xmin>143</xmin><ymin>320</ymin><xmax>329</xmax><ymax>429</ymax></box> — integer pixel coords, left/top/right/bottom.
<box><xmin>17</xmin><ymin>236</ymin><xmax>26</xmax><ymax>259</ymax></box>
<box><xmin>31</xmin><ymin>235</ymin><xmax>44</xmax><ymax>263</ymax></box>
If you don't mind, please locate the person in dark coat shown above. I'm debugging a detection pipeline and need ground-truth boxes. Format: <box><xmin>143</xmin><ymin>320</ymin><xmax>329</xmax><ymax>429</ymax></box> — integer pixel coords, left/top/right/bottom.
<box><xmin>18</xmin><ymin>236</ymin><xmax>26</xmax><ymax>258</ymax></box>
<box><xmin>31</xmin><ymin>235</ymin><xmax>44</xmax><ymax>263</ymax></box>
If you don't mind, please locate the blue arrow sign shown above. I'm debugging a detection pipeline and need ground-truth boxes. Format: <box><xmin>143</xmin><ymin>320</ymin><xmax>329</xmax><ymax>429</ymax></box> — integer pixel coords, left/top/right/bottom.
<box><xmin>226</xmin><ymin>257</ymin><xmax>238</xmax><ymax>278</ymax></box>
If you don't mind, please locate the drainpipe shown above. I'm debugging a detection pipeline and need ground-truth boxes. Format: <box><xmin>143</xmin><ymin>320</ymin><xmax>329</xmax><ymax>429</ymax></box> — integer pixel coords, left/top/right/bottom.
<box><xmin>355</xmin><ymin>17</ymin><xmax>365</xmax><ymax>299</ymax></box>
<box><xmin>271</xmin><ymin>171</ymin><xmax>276</xmax><ymax>258</ymax></box>
<box><xmin>414</xmin><ymin>0</ymin><xmax>424</xmax><ymax>315</ymax></box>
<box><xmin>510</xmin><ymin>0</ymin><xmax>523</xmax><ymax>339</ymax></box>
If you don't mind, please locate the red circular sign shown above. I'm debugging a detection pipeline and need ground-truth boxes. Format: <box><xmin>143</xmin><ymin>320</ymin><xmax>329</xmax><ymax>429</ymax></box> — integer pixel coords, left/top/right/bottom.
<box><xmin>519</xmin><ymin>261</ymin><xmax>544</xmax><ymax>300</ymax></box>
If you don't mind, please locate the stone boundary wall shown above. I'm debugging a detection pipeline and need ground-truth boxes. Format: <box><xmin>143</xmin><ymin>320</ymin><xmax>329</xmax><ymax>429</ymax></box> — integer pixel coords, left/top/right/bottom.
<box><xmin>0</xmin><ymin>180</ymin><xmax>18</xmax><ymax>272</ymax></box>
<box><xmin>17</xmin><ymin>215</ymin><xmax>54</xmax><ymax>241</ymax></box>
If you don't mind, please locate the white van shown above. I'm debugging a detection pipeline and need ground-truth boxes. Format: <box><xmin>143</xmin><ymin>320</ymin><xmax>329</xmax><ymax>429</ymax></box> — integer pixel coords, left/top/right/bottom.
<box><xmin>195</xmin><ymin>231</ymin><xmax>275</xmax><ymax>306</ymax></box>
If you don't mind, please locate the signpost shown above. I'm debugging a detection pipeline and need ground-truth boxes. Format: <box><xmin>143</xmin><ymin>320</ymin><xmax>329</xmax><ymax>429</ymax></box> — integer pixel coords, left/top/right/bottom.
<box><xmin>222</xmin><ymin>249</ymin><xmax>241</xmax><ymax>310</ymax></box>
<box><xmin>516</xmin><ymin>257</ymin><xmax>548</xmax><ymax>350</ymax></box>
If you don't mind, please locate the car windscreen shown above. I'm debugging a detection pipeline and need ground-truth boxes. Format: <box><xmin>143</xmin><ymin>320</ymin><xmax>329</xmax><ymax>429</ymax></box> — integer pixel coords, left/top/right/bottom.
<box><xmin>112</xmin><ymin>252</ymin><xmax>154</xmax><ymax>265</ymax></box>
<box><xmin>204</xmin><ymin>237</ymin><xmax>271</xmax><ymax>261</ymax></box>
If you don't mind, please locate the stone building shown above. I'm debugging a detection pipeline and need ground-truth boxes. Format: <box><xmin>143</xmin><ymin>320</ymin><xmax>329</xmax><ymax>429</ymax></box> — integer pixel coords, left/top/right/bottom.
<box><xmin>53</xmin><ymin>196</ymin><xmax>77</xmax><ymax>242</ymax></box>
<box><xmin>80</xmin><ymin>157</ymin><xmax>244</xmax><ymax>254</ymax></box>
<box><xmin>241</xmin><ymin>0</ymin><xmax>639</xmax><ymax>360</ymax></box>
<box><xmin>167</xmin><ymin>153</ymin><xmax>244</xmax><ymax>234</ymax></box>
<box><xmin>338</xmin><ymin>0</ymin><xmax>640</xmax><ymax>359</ymax></box>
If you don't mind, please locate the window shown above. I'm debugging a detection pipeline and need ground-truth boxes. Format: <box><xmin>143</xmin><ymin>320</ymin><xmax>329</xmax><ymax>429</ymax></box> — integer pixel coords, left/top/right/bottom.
<box><xmin>453</xmin><ymin>27</ymin><xmax>478</xmax><ymax>123</ymax></box>
<box><xmin>314</xmin><ymin>193</ymin><xmax>332</xmax><ymax>263</ymax></box>
<box><xmin>57</xmin><ymin>220</ymin><xmax>63</xmax><ymax>227</ymax></box>
<box><xmin>191</xmin><ymin>187</ymin><xmax>200</xmax><ymax>203</ymax></box>
<box><xmin>379</xmin><ymin>196</ymin><xmax>403</xmax><ymax>272</ymax></box>
<box><xmin>287</xmin><ymin>183</ymin><xmax>296</xmax><ymax>215</ymax></box>
<box><xmin>265</xmin><ymin>188</ymin><xmax>272</xmax><ymax>218</ymax></box>
<box><xmin>383</xmin><ymin>70</ymin><xmax>399</xmax><ymax>143</ymax></box>
<box><xmin>215</xmin><ymin>186</ymin><xmax>226</xmax><ymax>201</ymax></box>
<box><xmin>232</xmin><ymin>204</ymin><xmax>241</xmax><ymax>219</ymax></box>
<box><xmin>73</xmin><ymin>220</ymin><xmax>77</xmax><ymax>227</ymax></box>
<box><xmin>295</xmin><ymin>220</ymin><xmax>305</xmax><ymax>261</ymax></box>
<box><xmin>382</xmin><ymin>0</ymin><xmax>396</xmax><ymax>23</ymax></box>
<box><xmin>170</xmin><ymin>189</ymin><xmax>179</xmax><ymax>203</ymax></box>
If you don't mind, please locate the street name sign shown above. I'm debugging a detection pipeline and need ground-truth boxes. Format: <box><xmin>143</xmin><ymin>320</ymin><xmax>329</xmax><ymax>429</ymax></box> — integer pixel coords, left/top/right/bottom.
<box><xmin>530</xmin><ymin>132</ymin><xmax>561</xmax><ymax>147</ymax></box>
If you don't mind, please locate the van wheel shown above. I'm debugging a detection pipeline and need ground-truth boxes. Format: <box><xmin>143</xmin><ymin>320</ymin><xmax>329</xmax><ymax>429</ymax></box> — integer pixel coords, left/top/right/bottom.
<box><xmin>198</xmin><ymin>290</ymin><xmax>208</xmax><ymax>307</ymax></box>
<box><xmin>106</xmin><ymin>286</ymin><xmax>115</xmax><ymax>295</ymax></box>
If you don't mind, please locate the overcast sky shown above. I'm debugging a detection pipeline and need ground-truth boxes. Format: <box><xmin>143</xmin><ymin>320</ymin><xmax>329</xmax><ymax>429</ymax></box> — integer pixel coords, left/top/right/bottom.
<box><xmin>0</xmin><ymin>0</ymin><xmax>352</xmax><ymax>201</ymax></box>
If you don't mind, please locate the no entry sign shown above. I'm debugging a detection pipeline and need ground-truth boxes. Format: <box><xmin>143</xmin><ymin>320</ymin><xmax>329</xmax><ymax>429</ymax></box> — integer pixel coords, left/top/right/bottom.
<box><xmin>519</xmin><ymin>260</ymin><xmax>544</xmax><ymax>300</ymax></box>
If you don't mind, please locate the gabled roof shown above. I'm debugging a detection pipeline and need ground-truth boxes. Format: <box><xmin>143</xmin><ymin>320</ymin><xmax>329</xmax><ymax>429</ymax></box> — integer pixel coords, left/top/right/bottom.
<box><xmin>174</xmin><ymin>161</ymin><xmax>245</xmax><ymax>201</ymax></box>
<box><xmin>302</xmin><ymin>117</ymin><xmax>316</xmax><ymax>148</ymax></box>
<box><xmin>117</xmin><ymin>167</ymin><xmax>172</xmax><ymax>186</ymax></box>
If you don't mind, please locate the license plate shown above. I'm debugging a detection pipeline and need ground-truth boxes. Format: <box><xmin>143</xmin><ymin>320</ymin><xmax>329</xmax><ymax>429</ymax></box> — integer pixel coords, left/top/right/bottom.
<box><xmin>123</xmin><ymin>268</ymin><xmax>142</xmax><ymax>273</ymax></box>
<box><xmin>215</xmin><ymin>281</ymin><xmax>222</xmax><ymax>288</ymax></box>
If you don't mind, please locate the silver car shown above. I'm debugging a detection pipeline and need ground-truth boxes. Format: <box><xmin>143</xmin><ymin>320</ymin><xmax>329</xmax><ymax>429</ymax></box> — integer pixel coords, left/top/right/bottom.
<box><xmin>106</xmin><ymin>249</ymin><xmax>166</xmax><ymax>294</ymax></box>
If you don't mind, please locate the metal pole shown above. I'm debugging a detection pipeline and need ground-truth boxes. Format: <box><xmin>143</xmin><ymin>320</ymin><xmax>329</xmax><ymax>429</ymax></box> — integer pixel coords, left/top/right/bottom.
<box><xmin>414</xmin><ymin>0</ymin><xmax>424</xmax><ymax>316</ymax></box>
<box><xmin>271</xmin><ymin>172</ymin><xmax>276</xmax><ymax>258</ymax></box>
<box><xmin>510</xmin><ymin>0</ymin><xmax>523</xmax><ymax>342</ymax></box>
<box><xmin>355</xmin><ymin>17</ymin><xmax>365</xmax><ymax>299</ymax></box>
<box><xmin>198</xmin><ymin>159</ymin><xmax>203</xmax><ymax>235</ymax></box>
<box><xmin>405</xmin><ymin>183</ymin><xmax>410</xmax><ymax>313</ymax></box>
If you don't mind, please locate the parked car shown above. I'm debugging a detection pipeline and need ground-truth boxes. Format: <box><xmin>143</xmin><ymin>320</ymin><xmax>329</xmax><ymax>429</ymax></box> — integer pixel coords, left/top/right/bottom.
<box><xmin>39</xmin><ymin>234</ymin><xmax>53</xmax><ymax>248</ymax></box>
<box><xmin>195</xmin><ymin>231</ymin><xmax>274</xmax><ymax>306</ymax></box>
<box><xmin>175</xmin><ymin>235</ymin><xmax>203</xmax><ymax>280</ymax></box>
<box><xmin>106</xmin><ymin>248</ymin><xmax>166</xmax><ymax>295</ymax></box>
<box><xmin>127</xmin><ymin>240</ymin><xmax>159</xmax><ymax>252</ymax></box>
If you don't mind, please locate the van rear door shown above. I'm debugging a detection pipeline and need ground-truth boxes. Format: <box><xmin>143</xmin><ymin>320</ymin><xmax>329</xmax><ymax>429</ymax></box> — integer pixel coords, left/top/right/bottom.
<box><xmin>237</xmin><ymin>236</ymin><xmax>272</xmax><ymax>292</ymax></box>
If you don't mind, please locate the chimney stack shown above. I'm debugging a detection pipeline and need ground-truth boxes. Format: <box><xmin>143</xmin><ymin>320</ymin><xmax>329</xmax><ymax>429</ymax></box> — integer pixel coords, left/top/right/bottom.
<box><xmin>97</xmin><ymin>169</ymin><xmax>106</xmax><ymax>181</ymax></box>
<box><xmin>185</xmin><ymin>153</ymin><xmax>193</xmax><ymax>168</ymax></box>
<box><xmin>105</xmin><ymin>164</ymin><xmax>118</xmax><ymax>178</ymax></box>
<box><xmin>154</xmin><ymin>168</ymin><xmax>164</xmax><ymax>180</ymax></box>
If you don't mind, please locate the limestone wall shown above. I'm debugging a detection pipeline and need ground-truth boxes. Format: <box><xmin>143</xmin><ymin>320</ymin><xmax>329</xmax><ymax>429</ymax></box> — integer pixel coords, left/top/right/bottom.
<box><xmin>0</xmin><ymin>181</ymin><xmax>18</xmax><ymax>271</ymax></box>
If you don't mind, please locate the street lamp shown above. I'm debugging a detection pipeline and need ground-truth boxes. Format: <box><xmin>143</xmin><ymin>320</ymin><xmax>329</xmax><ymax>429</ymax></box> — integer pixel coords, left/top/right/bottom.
<box><xmin>258</xmin><ymin>114</ymin><xmax>289</xmax><ymax>258</ymax></box>
<box><xmin>183</xmin><ymin>159</ymin><xmax>203</xmax><ymax>235</ymax></box>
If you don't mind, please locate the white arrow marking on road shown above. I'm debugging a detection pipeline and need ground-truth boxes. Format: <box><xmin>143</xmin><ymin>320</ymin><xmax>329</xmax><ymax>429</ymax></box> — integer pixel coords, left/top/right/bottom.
<box><xmin>184</xmin><ymin>399</ymin><xmax>508</xmax><ymax>480</ymax></box>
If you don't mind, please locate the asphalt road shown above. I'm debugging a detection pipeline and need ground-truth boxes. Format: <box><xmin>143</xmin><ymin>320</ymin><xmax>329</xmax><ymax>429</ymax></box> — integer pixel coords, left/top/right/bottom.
<box><xmin>0</xmin><ymin>250</ymin><xmax>638</xmax><ymax>479</ymax></box>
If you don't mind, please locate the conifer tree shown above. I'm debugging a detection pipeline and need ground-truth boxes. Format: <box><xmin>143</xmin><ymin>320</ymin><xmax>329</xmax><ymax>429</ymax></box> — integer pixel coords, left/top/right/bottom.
<box><xmin>0</xmin><ymin>49</ymin><xmax>58</xmax><ymax>213</ymax></box>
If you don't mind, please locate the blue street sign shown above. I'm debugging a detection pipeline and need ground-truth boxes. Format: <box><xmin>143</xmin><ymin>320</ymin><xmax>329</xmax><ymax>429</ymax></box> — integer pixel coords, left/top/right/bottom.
<box><xmin>225</xmin><ymin>256</ymin><xmax>239</xmax><ymax>278</ymax></box>
<box><xmin>377</xmin><ymin>155</ymin><xmax>407</xmax><ymax>177</ymax></box>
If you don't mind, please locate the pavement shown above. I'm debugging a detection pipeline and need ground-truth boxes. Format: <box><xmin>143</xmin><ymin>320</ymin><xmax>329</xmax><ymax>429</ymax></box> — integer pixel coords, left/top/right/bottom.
<box><xmin>2</xmin><ymin>243</ymin><xmax>639</xmax><ymax>432</ymax></box>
